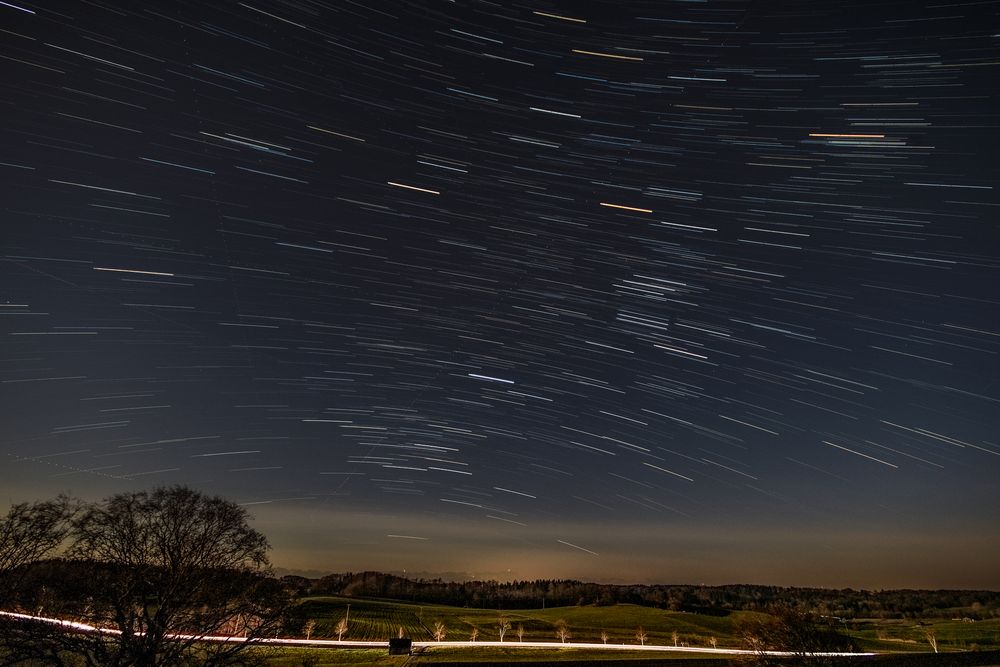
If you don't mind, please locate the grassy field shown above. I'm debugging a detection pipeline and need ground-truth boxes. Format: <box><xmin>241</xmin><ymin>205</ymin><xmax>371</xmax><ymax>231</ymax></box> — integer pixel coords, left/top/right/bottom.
<box><xmin>289</xmin><ymin>596</ymin><xmax>757</xmax><ymax>647</ymax></box>
<box><xmin>7</xmin><ymin>597</ymin><xmax>997</xmax><ymax>666</ymax></box>
<box><xmin>414</xmin><ymin>646</ymin><xmax>735</xmax><ymax>663</ymax></box>
<box><xmin>262</xmin><ymin>647</ymin><xmax>407</xmax><ymax>666</ymax></box>
<box><xmin>261</xmin><ymin>646</ymin><xmax>733</xmax><ymax>666</ymax></box>
<box><xmin>846</xmin><ymin>618</ymin><xmax>1000</xmax><ymax>653</ymax></box>
<box><xmin>288</xmin><ymin>596</ymin><xmax>1000</xmax><ymax>654</ymax></box>
<box><xmin>261</xmin><ymin>645</ymin><xmax>1000</xmax><ymax>667</ymax></box>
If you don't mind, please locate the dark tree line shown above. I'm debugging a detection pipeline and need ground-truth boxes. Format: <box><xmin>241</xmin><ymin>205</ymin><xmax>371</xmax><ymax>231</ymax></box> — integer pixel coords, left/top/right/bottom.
<box><xmin>296</xmin><ymin>571</ymin><xmax>1000</xmax><ymax>620</ymax></box>
<box><xmin>0</xmin><ymin>487</ymin><xmax>290</xmax><ymax>667</ymax></box>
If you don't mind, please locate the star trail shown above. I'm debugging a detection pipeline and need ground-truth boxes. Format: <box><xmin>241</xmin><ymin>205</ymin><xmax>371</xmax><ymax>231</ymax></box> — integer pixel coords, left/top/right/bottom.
<box><xmin>1</xmin><ymin>0</ymin><xmax>998</xmax><ymax>589</ymax></box>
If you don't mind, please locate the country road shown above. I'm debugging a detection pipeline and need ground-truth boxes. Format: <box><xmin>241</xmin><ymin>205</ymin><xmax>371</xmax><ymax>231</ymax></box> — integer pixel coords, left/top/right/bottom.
<box><xmin>0</xmin><ymin>610</ymin><xmax>876</xmax><ymax>657</ymax></box>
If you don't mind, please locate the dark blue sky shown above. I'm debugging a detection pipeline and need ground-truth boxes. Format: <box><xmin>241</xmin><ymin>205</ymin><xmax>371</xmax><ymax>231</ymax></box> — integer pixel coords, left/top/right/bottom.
<box><xmin>2</xmin><ymin>0</ymin><xmax>998</xmax><ymax>588</ymax></box>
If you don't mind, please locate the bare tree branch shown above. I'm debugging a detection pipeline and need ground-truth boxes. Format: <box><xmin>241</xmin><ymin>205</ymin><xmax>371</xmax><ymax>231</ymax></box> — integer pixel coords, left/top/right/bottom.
<box><xmin>1</xmin><ymin>486</ymin><xmax>288</xmax><ymax>666</ymax></box>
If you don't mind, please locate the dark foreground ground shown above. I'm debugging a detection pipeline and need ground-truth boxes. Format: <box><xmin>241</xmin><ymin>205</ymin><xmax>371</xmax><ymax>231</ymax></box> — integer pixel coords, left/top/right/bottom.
<box><xmin>262</xmin><ymin>647</ymin><xmax>1000</xmax><ymax>667</ymax></box>
<box><xmin>422</xmin><ymin>653</ymin><xmax>1000</xmax><ymax>667</ymax></box>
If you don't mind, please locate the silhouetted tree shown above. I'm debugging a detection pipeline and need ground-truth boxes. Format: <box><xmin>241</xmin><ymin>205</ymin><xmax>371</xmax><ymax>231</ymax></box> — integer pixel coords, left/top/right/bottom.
<box><xmin>736</xmin><ymin>606</ymin><xmax>857</xmax><ymax>667</ymax></box>
<box><xmin>0</xmin><ymin>496</ymin><xmax>76</xmax><ymax>578</ymax></box>
<box><xmin>1</xmin><ymin>486</ymin><xmax>289</xmax><ymax>666</ymax></box>
<box><xmin>0</xmin><ymin>496</ymin><xmax>80</xmax><ymax>666</ymax></box>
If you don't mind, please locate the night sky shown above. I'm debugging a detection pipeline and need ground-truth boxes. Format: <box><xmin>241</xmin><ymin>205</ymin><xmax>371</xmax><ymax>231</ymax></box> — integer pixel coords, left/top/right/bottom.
<box><xmin>2</xmin><ymin>0</ymin><xmax>998</xmax><ymax>590</ymax></box>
